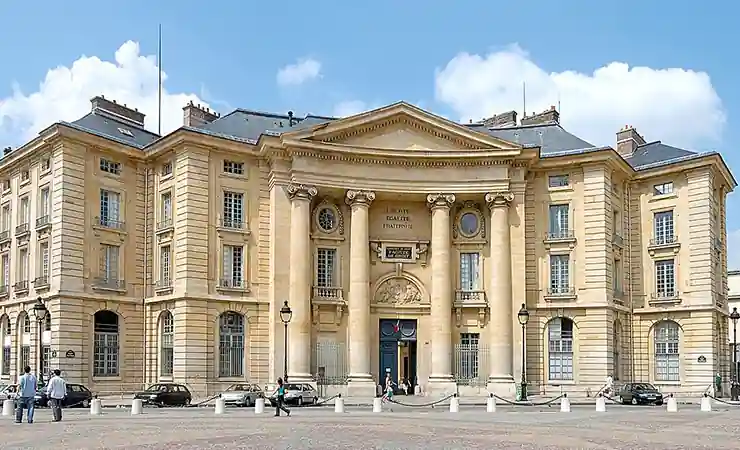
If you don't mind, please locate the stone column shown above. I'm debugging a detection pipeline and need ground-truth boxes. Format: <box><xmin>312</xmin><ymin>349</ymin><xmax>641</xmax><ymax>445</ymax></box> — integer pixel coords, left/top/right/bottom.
<box><xmin>426</xmin><ymin>193</ymin><xmax>456</xmax><ymax>393</ymax></box>
<box><xmin>286</xmin><ymin>183</ymin><xmax>317</xmax><ymax>382</ymax></box>
<box><xmin>485</xmin><ymin>191</ymin><xmax>515</xmax><ymax>394</ymax></box>
<box><xmin>346</xmin><ymin>190</ymin><xmax>376</xmax><ymax>396</ymax></box>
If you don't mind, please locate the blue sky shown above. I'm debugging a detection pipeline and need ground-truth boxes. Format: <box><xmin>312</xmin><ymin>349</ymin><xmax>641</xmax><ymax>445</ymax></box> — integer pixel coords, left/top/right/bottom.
<box><xmin>1</xmin><ymin>1</ymin><xmax>739</xmax><ymax>263</ymax></box>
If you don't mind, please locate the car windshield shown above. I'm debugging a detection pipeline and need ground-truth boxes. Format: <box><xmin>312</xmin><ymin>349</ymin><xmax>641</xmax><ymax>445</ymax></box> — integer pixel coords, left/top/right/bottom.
<box><xmin>284</xmin><ymin>384</ymin><xmax>301</xmax><ymax>391</ymax></box>
<box><xmin>633</xmin><ymin>383</ymin><xmax>656</xmax><ymax>390</ymax></box>
<box><xmin>227</xmin><ymin>384</ymin><xmax>250</xmax><ymax>392</ymax></box>
<box><xmin>145</xmin><ymin>385</ymin><xmax>166</xmax><ymax>392</ymax></box>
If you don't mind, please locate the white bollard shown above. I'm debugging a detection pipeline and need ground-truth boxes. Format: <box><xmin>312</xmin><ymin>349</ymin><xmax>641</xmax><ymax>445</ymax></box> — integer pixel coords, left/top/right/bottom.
<box><xmin>2</xmin><ymin>399</ymin><xmax>13</xmax><ymax>416</ymax></box>
<box><xmin>90</xmin><ymin>398</ymin><xmax>102</xmax><ymax>415</ymax></box>
<box><xmin>666</xmin><ymin>395</ymin><xmax>678</xmax><ymax>413</ymax></box>
<box><xmin>560</xmin><ymin>394</ymin><xmax>571</xmax><ymax>413</ymax></box>
<box><xmin>700</xmin><ymin>395</ymin><xmax>712</xmax><ymax>412</ymax></box>
<box><xmin>214</xmin><ymin>398</ymin><xmax>225</xmax><ymax>415</ymax></box>
<box><xmin>255</xmin><ymin>397</ymin><xmax>265</xmax><ymax>414</ymax></box>
<box><xmin>595</xmin><ymin>395</ymin><xmax>606</xmax><ymax>412</ymax></box>
<box><xmin>334</xmin><ymin>395</ymin><xmax>345</xmax><ymax>413</ymax></box>
<box><xmin>372</xmin><ymin>397</ymin><xmax>382</xmax><ymax>413</ymax></box>
<box><xmin>449</xmin><ymin>395</ymin><xmax>460</xmax><ymax>413</ymax></box>
<box><xmin>486</xmin><ymin>395</ymin><xmax>496</xmax><ymax>413</ymax></box>
<box><xmin>131</xmin><ymin>399</ymin><xmax>143</xmax><ymax>415</ymax></box>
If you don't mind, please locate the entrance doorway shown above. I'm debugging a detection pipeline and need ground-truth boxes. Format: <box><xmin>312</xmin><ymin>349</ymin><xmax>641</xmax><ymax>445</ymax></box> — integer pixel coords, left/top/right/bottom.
<box><xmin>379</xmin><ymin>319</ymin><xmax>417</xmax><ymax>395</ymax></box>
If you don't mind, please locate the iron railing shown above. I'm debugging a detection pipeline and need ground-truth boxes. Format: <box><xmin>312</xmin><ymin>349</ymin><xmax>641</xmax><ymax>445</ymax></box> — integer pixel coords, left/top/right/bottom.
<box><xmin>13</xmin><ymin>280</ymin><xmax>28</xmax><ymax>291</ymax></box>
<box><xmin>313</xmin><ymin>341</ymin><xmax>348</xmax><ymax>385</ymax></box>
<box><xmin>453</xmin><ymin>343</ymin><xmax>490</xmax><ymax>387</ymax></box>
<box><xmin>547</xmin><ymin>286</ymin><xmax>576</xmax><ymax>296</ymax></box>
<box><xmin>14</xmin><ymin>223</ymin><xmax>29</xmax><ymax>236</ymax></box>
<box><xmin>33</xmin><ymin>276</ymin><xmax>49</xmax><ymax>287</ymax></box>
<box><xmin>218</xmin><ymin>278</ymin><xmax>246</xmax><ymax>289</ymax></box>
<box><xmin>96</xmin><ymin>216</ymin><xmax>126</xmax><ymax>230</ymax></box>
<box><xmin>545</xmin><ymin>230</ymin><xmax>575</xmax><ymax>241</ymax></box>
<box><xmin>156</xmin><ymin>218</ymin><xmax>172</xmax><ymax>230</ymax></box>
<box><xmin>220</xmin><ymin>218</ymin><xmax>245</xmax><ymax>230</ymax></box>
<box><xmin>649</xmin><ymin>235</ymin><xmax>678</xmax><ymax>246</ymax></box>
<box><xmin>93</xmin><ymin>278</ymin><xmax>126</xmax><ymax>290</ymax></box>
<box><xmin>36</xmin><ymin>215</ymin><xmax>51</xmax><ymax>229</ymax></box>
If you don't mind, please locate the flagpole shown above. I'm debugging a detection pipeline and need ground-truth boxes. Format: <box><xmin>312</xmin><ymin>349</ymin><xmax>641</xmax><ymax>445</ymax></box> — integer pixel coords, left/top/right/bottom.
<box><xmin>157</xmin><ymin>24</ymin><xmax>162</xmax><ymax>136</ymax></box>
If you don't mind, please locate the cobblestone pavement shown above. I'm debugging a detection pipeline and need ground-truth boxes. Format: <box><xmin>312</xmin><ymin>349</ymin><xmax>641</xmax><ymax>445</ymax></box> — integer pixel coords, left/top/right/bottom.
<box><xmin>2</xmin><ymin>404</ymin><xmax>740</xmax><ymax>449</ymax></box>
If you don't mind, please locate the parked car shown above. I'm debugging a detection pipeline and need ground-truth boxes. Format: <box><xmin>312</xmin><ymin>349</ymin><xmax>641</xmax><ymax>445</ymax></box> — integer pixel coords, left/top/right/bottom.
<box><xmin>0</xmin><ymin>384</ymin><xmax>18</xmax><ymax>401</ymax></box>
<box><xmin>268</xmin><ymin>383</ymin><xmax>319</xmax><ymax>406</ymax></box>
<box><xmin>133</xmin><ymin>383</ymin><xmax>192</xmax><ymax>407</ymax></box>
<box><xmin>617</xmin><ymin>382</ymin><xmax>664</xmax><ymax>405</ymax></box>
<box><xmin>220</xmin><ymin>383</ymin><xmax>263</xmax><ymax>407</ymax></box>
<box><xmin>34</xmin><ymin>383</ymin><xmax>93</xmax><ymax>408</ymax></box>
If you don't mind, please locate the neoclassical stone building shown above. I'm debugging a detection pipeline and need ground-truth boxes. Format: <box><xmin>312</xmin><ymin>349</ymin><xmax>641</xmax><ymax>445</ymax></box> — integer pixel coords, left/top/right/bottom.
<box><xmin>0</xmin><ymin>96</ymin><xmax>733</xmax><ymax>396</ymax></box>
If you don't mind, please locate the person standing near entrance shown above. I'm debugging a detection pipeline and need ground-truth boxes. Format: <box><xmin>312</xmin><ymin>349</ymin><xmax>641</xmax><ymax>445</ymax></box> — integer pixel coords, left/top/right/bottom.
<box><xmin>15</xmin><ymin>366</ymin><xmax>37</xmax><ymax>424</ymax></box>
<box><xmin>46</xmin><ymin>369</ymin><xmax>67</xmax><ymax>422</ymax></box>
<box><xmin>274</xmin><ymin>378</ymin><xmax>290</xmax><ymax>417</ymax></box>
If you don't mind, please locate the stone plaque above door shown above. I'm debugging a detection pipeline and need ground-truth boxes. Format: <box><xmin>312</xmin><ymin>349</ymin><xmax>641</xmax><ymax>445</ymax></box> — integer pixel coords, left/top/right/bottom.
<box><xmin>369</xmin><ymin>240</ymin><xmax>429</xmax><ymax>266</ymax></box>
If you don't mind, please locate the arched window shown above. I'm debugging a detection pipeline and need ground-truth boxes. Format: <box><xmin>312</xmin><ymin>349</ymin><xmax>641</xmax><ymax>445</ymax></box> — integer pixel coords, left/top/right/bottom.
<box><xmin>548</xmin><ymin>317</ymin><xmax>574</xmax><ymax>381</ymax></box>
<box><xmin>18</xmin><ymin>313</ymin><xmax>30</xmax><ymax>372</ymax></box>
<box><xmin>0</xmin><ymin>315</ymin><xmax>9</xmax><ymax>376</ymax></box>
<box><xmin>93</xmin><ymin>311</ymin><xmax>119</xmax><ymax>377</ymax></box>
<box><xmin>654</xmin><ymin>321</ymin><xmax>679</xmax><ymax>382</ymax></box>
<box><xmin>160</xmin><ymin>311</ymin><xmax>174</xmax><ymax>377</ymax></box>
<box><xmin>613</xmin><ymin>320</ymin><xmax>621</xmax><ymax>381</ymax></box>
<box><xmin>219</xmin><ymin>312</ymin><xmax>244</xmax><ymax>378</ymax></box>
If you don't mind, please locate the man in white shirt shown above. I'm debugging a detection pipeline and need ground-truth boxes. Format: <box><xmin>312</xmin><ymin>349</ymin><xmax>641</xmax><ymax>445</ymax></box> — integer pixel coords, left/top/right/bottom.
<box><xmin>45</xmin><ymin>369</ymin><xmax>67</xmax><ymax>422</ymax></box>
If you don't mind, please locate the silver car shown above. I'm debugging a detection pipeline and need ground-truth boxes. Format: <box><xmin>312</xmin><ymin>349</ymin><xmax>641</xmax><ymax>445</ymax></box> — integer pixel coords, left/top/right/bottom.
<box><xmin>220</xmin><ymin>383</ymin><xmax>263</xmax><ymax>407</ymax></box>
<box><xmin>0</xmin><ymin>384</ymin><xmax>18</xmax><ymax>401</ymax></box>
<box><xmin>269</xmin><ymin>383</ymin><xmax>319</xmax><ymax>406</ymax></box>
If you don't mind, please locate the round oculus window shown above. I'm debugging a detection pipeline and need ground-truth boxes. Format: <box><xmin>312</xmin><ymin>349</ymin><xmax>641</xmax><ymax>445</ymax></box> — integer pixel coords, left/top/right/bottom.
<box><xmin>459</xmin><ymin>212</ymin><xmax>479</xmax><ymax>237</ymax></box>
<box><xmin>317</xmin><ymin>207</ymin><xmax>337</xmax><ymax>232</ymax></box>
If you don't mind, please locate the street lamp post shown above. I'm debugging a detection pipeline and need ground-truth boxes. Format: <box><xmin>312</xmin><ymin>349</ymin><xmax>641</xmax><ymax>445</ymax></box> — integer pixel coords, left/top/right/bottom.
<box><xmin>517</xmin><ymin>303</ymin><xmax>530</xmax><ymax>402</ymax></box>
<box><xmin>731</xmin><ymin>307</ymin><xmax>740</xmax><ymax>401</ymax></box>
<box><xmin>32</xmin><ymin>297</ymin><xmax>48</xmax><ymax>386</ymax></box>
<box><xmin>280</xmin><ymin>301</ymin><xmax>292</xmax><ymax>383</ymax></box>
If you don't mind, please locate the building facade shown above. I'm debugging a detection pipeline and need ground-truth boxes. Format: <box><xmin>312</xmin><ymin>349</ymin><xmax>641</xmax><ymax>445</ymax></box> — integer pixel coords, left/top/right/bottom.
<box><xmin>0</xmin><ymin>96</ymin><xmax>734</xmax><ymax>397</ymax></box>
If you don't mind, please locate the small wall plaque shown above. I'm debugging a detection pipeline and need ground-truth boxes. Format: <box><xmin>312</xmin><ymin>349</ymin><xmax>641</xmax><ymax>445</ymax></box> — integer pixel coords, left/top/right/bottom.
<box><xmin>65</xmin><ymin>350</ymin><xmax>75</xmax><ymax>359</ymax></box>
<box><xmin>698</xmin><ymin>355</ymin><xmax>706</xmax><ymax>363</ymax></box>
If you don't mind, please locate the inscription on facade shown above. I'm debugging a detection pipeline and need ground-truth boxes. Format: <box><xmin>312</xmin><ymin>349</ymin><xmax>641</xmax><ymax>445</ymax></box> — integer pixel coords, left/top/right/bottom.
<box><xmin>384</xmin><ymin>246</ymin><xmax>413</xmax><ymax>260</ymax></box>
<box><xmin>383</xmin><ymin>207</ymin><xmax>413</xmax><ymax>229</ymax></box>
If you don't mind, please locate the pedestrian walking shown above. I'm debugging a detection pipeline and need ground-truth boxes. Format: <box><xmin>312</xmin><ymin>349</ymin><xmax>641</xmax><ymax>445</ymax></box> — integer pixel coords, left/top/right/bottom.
<box><xmin>274</xmin><ymin>378</ymin><xmax>290</xmax><ymax>417</ymax></box>
<box><xmin>46</xmin><ymin>369</ymin><xmax>67</xmax><ymax>422</ymax></box>
<box><xmin>15</xmin><ymin>366</ymin><xmax>37</xmax><ymax>424</ymax></box>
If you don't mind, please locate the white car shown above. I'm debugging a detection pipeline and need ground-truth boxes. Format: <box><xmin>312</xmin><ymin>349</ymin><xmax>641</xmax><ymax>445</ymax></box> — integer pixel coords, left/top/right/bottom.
<box><xmin>220</xmin><ymin>383</ymin><xmax>263</xmax><ymax>407</ymax></box>
<box><xmin>0</xmin><ymin>384</ymin><xmax>18</xmax><ymax>401</ymax></box>
<box><xmin>269</xmin><ymin>383</ymin><xmax>319</xmax><ymax>406</ymax></box>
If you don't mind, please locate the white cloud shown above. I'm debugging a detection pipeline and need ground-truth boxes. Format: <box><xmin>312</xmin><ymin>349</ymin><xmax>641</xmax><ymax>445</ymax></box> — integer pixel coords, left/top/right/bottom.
<box><xmin>434</xmin><ymin>44</ymin><xmax>725</xmax><ymax>148</ymax></box>
<box><xmin>0</xmin><ymin>41</ymin><xmax>206</xmax><ymax>144</ymax></box>
<box><xmin>332</xmin><ymin>100</ymin><xmax>371</xmax><ymax>117</ymax></box>
<box><xmin>276</xmin><ymin>58</ymin><xmax>321</xmax><ymax>87</ymax></box>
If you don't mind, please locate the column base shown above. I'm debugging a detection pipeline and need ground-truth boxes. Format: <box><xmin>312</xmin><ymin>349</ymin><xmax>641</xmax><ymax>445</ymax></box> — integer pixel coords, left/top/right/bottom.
<box><xmin>286</xmin><ymin>372</ymin><xmax>314</xmax><ymax>384</ymax></box>
<box><xmin>347</xmin><ymin>376</ymin><xmax>378</xmax><ymax>397</ymax></box>
<box><xmin>487</xmin><ymin>377</ymin><xmax>516</xmax><ymax>397</ymax></box>
<box><xmin>427</xmin><ymin>375</ymin><xmax>458</xmax><ymax>397</ymax></box>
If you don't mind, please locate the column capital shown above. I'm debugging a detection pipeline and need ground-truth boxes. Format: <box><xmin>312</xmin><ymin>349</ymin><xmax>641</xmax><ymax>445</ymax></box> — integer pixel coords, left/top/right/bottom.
<box><xmin>286</xmin><ymin>183</ymin><xmax>318</xmax><ymax>201</ymax></box>
<box><xmin>345</xmin><ymin>190</ymin><xmax>376</xmax><ymax>207</ymax></box>
<box><xmin>426</xmin><ymin>193</ymin><xmax>456</xmax><ymax>210</ymax></box>
<box><xmin>485</xmin><ymin>192</ymin><xmax>514</xmax><ymax>209</ymax></box>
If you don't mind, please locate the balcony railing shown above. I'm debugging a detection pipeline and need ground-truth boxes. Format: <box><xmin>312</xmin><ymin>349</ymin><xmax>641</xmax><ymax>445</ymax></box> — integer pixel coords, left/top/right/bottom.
<box><xmin>92</xmin><ymin>277</ymin><xmax>126</xmax><ymax>290</ymax></box>
<box><xmin>218</xmin><ymin>278</ymin><xmax>246</xmax><ymax>289</ymax></box>
<box><xmin>454</xmin><ymin>290</ymin><xmax>487</xmax><ymax>306</ymax></box>
<box><xmin>33</xmin><ymin>276</ymin><xmax>49</xmax><ymax>287</ymax></box>
<box><xmin>220</xmin><ymin>218</ymin><xmax>245</xmax><ymax>230</ymax></box>
<box><xmin>156</xmin><ymin>218</ymin><xmax>173</xmax><ymax>230</ymax></box>
<box><xmin>95</xmin><ymin>216</ymin><xmax>125</xmax><ymax>230</ymax></box>
<box><xmin>35</xmin><ymin>215</ymin><xmax>51</xmax><ymax>229</ymax></box>
<box><xmin>650</xmin><ymin>291</ymin><xmax>680</xmax><ymax>304</ymax></box>
<box><xmin>155</xmin><ymin>279</ymin><xmax>173</xmax><ymax>291</ymax></box>
<box><xmin>612</xmin><ymin>234</ymin><xmax>624</xmax><ymax>247</ymax></box>
<box><xmin>0</xmin><ymin>230</ymin><xmax>9</xmax><ymax>242</ymax></box>
<box><xmin>13</xmin><ymin>280</ymin><xmax>28</xmax><ymax>292</ymax></box>
<box><xmin>545</xmin><ymin>230</ymin><xmax>575</xmax><ymax>241</ymax></box>
<box><xmin>546</xmin><ymin>286</ymin><xmax>576</xmax><ymax>297</ymax></box>
<box><xmin>14</xmin><ymin>223</ymin><xmax>29</xmax><ymax>236</ymax></box>
<box><xmin>312</xmin><ymin>286</ymin><xmax>343</xmax><ymax>302</ymax></box>
<box><xmin>649</xmin><ymin>235</ymin><xmax>679</xmax><ymax>247</ymax></box>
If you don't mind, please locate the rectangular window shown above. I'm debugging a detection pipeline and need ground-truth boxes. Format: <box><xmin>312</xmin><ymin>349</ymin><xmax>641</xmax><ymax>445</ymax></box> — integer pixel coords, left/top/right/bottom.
<box><xmin>161</xmin><ymin>162</ymin><xmax>173</xmax><ymax>177</ymax></box>
<box><xmin>40</xmin><ymin>242</ymin><xmax>49</xmax><ymax>278</ymax></box>
<box><xmin>100</xmin><ymin>244</ymin><xmax>120</xmax><ymax>282</ymax></box>
<box><xmin>160</xmin><ymin>245</ymin><xmax>171</xmax><ymax>285</ymax></box>
<box><xmin>548</xmin><ymin>204</ymin><xmax>570</xmax><ymax>239</ymax></box>
<box><xmin>18</xmin><ymin>248</ymin><xmax>28</xmax><ymax>281</ymax></box>
<box><xmin>2</xmin><ymin>255</ymin><xmax>8</xmax><ymax>287</ymax></box>
<box><xmin>456</xmin><ymin>333</ymin><xmax>480</xmax><ymax>383</ymax></box>
<box><xmin>548</xmin><ymin>319</ymin><xmax>574</xmax><ymax>380</ymax></box>
<box><xmin>1</xmin><ymin>346</ymin><xmax>9</xmax><ymax>375</ymax></box>
<box><xmin>548</xmin><ymin>175</ymin><xmax>569</xmax><ymax>188</ymax></box>
<box><xmin>20</xmin><ymin>345</ymin><xmax>30</xmax><ymax>371</ymax></box>
<box><xmin>40</xmin><ymin>157</ymin><xmax>51</xmax><ymax>173</ymax></box>
<box><xmin>100</xmin><ymin>159</ymin><xmax>121</xmax><ymax>175</ymax></box>
<box><xmin>653</xmin><ymin>182</ymin><xmax>673</xmax><ymax>196</ymax></box>
<box><xmin>655</xmin><ymin>325</ymin><xmax>680</xmax><ymax>381</ymax></box>
<box><xmin>223</xmin><ymin>161</ymin><xmax>244</xmax><ymax>175</ymax></box>
<box><xmin>20</xmin><ymin>170</ymin><xmax>29</xmax><ymax>183</ymax></box>
<box><xmin>42</xmin><ymin>345</ymin><xmax>51</xmax><ymax>377</ymax></box>
<box><xmin>613</xmin><ymin>259</ymin><xmax>622</xmax><ymax>292</ymax></box>
<box><xmin>39</xmin><ymin>187</ymin><xmax>50</xmax><ymax>217</ymax></box>
<box><xmin>2</xmin><ymin>180</ymin><xmax>9</xmax><ymax>192</ymax></box>
<box><xmin>613</xmin><ymin>210</ymin><xmax>620</xmax><ymax>235</ymax></box>
<box><xmin>653</xmin><ymin>211</ymin><xmax>674</xmax><ymax>245</ymax></box>
<box><xmin>459</xmin><ymin>252</ymin><xmax>480</xmax><ymax>291</ymax></box>
<box><xmin>93</xmin><ymin>331</ymin><xmax>119</xmax><ymax>377</ymax></box>
<box><xmin>222</xmin><ymin>191</ymin><xmax>244</xmax><ymax>229</ymax></box>
<box><xmin>19</xmin><ymin>197</ymin><xmax>29</xmax><ymax>225</ymax></box>
<box><xmin>99</xmin><ymin>189</ymin><xmax>122</xmax><ymax>228</ymax></box>
<box><xmin>316</xmin><ymin>248</ymin><xmax>337</xmax><ymax>287</ymax></box>
<box><xmin>1</xmin><ymin>205</ymin><xmax>9</xmax><ymax>232</ymax></box>
<box><xmin>222</xmin><ymin>245</ymin><xmax>244</xmax><ymax>288</ymax></box>
<box><xmin>549</xmin><ymin>255</ymin><xmax>570</xmax><ymax>293</ymax></box>
<box><xmin>161</xmin><ymin>314</ymin><xmax>174</xmax><ymax>376</ymax></box>
<box><xmin>655</xmin><ymin>259</ymin><xmax>676</xmax><ymax>297</ymax></box>
<box><xmin>159</xmin><ymin>192</ymin><xmax>172</xmax><ymax>228</ymax></box>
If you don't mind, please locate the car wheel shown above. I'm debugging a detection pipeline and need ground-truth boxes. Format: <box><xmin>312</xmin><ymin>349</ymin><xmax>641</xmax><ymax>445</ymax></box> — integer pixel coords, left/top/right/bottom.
<box><xmin>655</xmin><ymin>400</ymin><xmax>663</xmax><ymax>406</ymax></box>
<box><xmin>616</xmin><ymin>395</ymin><xmax>623</xmax><ymax>404</ymax></box>
<box><xmin>631</xmin><ymin>398</ymin><xmax>638</xmax><ymax>405</ymax></box>
<box><xmin>297</xmin><ymin>397</ymin><xmax>303</xmax><ymax>406</ymax></box>
<box><xmin>184</xmin><ymin>398</ymin><xmax>191</xmax><ymax>407</ymax></box>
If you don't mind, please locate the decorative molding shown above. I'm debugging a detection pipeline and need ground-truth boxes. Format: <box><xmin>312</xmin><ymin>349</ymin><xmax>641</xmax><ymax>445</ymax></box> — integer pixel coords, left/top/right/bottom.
<box><xmin>374</xmin><ymin>277</ymin><xmax>422</xmax><ymax>305</ymax></box>
<box><xmin>285</xmin><ymin>183</ymin><xmax>317</xmax><ymax>201</ymax></box>
<box><xmin>345</xmin><ymin>190</ymin><xmax>376</xmax><ymax>207</ymax></box>
<box><xmin>484</xmin><ymin>191</ymin><xmax>514</xmax><ymax>209</ymax></box>
<box><xmin>426</xmin><ymin>193</ymin><xmax>456</xmax><ymax>210</ymax></box>
<box><xmin>286</xmin><ymin>148</ymin><xmax>521</xmax><ymax>168</ymax></box>
<box><xmin>453</xmin><ymin>201</ymin><xmax>486</xmax><ymax>240</ymax></box>
<box><xmin>312</xmin><ymin>199</ymin><xmax>345</xmax><ymax>235</ymax></box>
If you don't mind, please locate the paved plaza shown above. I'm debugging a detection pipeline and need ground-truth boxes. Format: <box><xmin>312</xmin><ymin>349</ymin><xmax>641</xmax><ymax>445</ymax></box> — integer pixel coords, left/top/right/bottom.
<box><xmin>2</xmin><ymin>404</ymin><xmax>740</xmax><ymax>449</ymax></box>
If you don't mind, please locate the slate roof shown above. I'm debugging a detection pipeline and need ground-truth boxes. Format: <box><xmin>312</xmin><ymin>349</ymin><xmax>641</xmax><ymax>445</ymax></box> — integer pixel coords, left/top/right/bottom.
<box><xmin>12</xmin><ymin>103</ymin><xmax>719</xmax><ymax>176</ymax></box>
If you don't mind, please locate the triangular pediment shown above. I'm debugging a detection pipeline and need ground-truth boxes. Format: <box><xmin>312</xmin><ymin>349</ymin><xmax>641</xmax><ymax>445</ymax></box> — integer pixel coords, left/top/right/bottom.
<box><xmin>282</xmin><ymin>102</ymin><xmax>521</xmax><ymax>151</ymax></box>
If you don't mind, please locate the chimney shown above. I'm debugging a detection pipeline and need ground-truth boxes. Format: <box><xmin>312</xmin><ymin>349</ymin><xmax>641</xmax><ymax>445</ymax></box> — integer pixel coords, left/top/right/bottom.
<box><xmin>520</xmin><ymin>106</ymin><xmax>560</xmax><ymax>126</ymax></box>
<box><xmin>90</xmin><ymin>95</ymin><xmax>145</xmax><ymax>129</ymax></box>
<box><xmin>183</xmin><ymin>101</ymin><xmax>219</xmax><ymax>127</ymax></box>
<box><xmin>481</xmin><ymin>110</ymin><xmax>518</xmax><ymax>128</ymax></box>
<box><xmin>2</xmin><ymin>147</ymin><xmax>11</xmax><ymax>156</ymax></box>
<box><xmin>616</xmin><ymin>125</ymin><xmax>646</xmax><ymax>157</ymax></box>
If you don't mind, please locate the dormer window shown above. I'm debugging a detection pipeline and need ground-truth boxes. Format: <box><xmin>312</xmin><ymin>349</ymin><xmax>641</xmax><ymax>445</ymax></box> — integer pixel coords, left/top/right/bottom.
<box><xmin>40</xmin><ymin>158</ymin><xmax>51</xmax><ymax>173</ymax></box>
<box><xmin>223</xmin><ymin>161</ymin><xmax>244</xmax><ymax>175</ymax></box>
<box><xmin>100</xmin><ymin>159</ymin><xmax>121</xmax><ymax>175</ymax></box>
<box><xmin>20</xmin><ymin>171</ymin><xmax>29</xmax><ymax>183</ymax></box>
<box><xmin>653</xmin><ymin>182</ymin><xmax>673</xmax><ymax>196</ymax></box>
<box><xmin>161</xmin><ymin>162</ymin><xmax>173</xmax><ymax>177</ymax></box>
<box><xmin>548</xmin><ymin>175</ymin><xmax>569</xmax><ymax>188</ymax></box>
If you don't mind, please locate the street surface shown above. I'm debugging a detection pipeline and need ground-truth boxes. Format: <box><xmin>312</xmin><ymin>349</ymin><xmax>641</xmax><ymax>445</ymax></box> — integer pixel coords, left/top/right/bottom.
<box><xmin>2</xmin><ymin>404</ymin><xmax>740</xmax><ymax>449</ymax></box>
